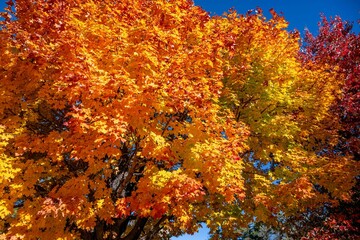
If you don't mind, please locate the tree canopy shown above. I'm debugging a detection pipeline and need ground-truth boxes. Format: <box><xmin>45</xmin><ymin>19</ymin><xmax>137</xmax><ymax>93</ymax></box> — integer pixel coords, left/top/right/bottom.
<box><xmin>0</xmin><ymin>0</ymin><xmax>358</xmax><ymax>239</ymax></box>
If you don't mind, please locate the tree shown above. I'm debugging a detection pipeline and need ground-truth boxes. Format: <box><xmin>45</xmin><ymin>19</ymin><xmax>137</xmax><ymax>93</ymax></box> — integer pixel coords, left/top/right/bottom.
<box><xmin>0</xmin><ymin>1</ymin><xmax>358</xmax><ymax>239</ymax></box>
<box><xmin>205</xmin><ymin>10</ymin><xmax>359</xmax><ymax>239</ymax></box>
<box><xmin>297</xmin><ymin>16</ymin><xmax>360</xmax><ymax>240</ymax></box>
<box><xmin>301</xmin><ymin>15</ymin><xmax>360</xmax><ymax>160</ymax></box>
<box><xmin>242</xmin><ymin>15</ymin><xmax>360</xmax><ymax>240</ymax></box>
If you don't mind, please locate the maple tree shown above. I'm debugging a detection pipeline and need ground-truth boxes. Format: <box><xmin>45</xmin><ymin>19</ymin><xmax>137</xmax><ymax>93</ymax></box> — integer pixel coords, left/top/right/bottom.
<box><xmin>241</xmin><ymin>15</ymin><xmax>360</xmax><ymax>240</ymax></box>
<box><xmin>301</xmin><ymin>15</ymin><xmax>360</xmax><ymax>160</ymax></box>
<box><xmin>297</xmin><ymin>16</ymin><xmax>360</xmax><ymax>240</ymax></box>
<box><xmin>0</xmin><ymin>1</ymin><xmax>358</xmax><ymax>239</ymax></box>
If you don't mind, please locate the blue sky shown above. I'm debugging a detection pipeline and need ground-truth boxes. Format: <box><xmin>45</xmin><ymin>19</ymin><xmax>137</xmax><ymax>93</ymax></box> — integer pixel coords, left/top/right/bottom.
<box><xmin>194</xmin><ymin>0</ymin><xmax>360</xmax><ymax>35</ymax></box>
<box><xmin>0</xmin><ymin>0</ymin><xmax>358</xmax><ymax>240</ymax></box>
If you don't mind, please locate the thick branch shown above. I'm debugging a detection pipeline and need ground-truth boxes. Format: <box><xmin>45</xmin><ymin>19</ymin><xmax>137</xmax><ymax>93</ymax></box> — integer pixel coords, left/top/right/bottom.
<box><xmin>121</xmin><ymin>217</ymin><xmax>148</xmax><ymax>240</ymax></box>
<box><xmin>145</xmin><ymin>216</ymin><xmax>168</xmax><ymax>240</ymax></box>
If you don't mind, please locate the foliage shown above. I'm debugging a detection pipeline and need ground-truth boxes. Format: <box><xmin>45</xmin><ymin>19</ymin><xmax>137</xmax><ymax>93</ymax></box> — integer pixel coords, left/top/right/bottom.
<box><xmin>301</xmin><ymin>15</ymin><xmax>360</xmax><ymax>160</ymax></box>
<box><xmin>239</xmin><ymin>15</ymin><xmax>360</xmax><ymax>240</ymax></box>
<box><xmin>297</xmin><ymin>16</ymin><xmax>360</xmax><ymax>240</ymax></box>
<box><xmin>0</xmin><ymin>1</ymin><xmax>358</xmax><ymax>239</ymax></box>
